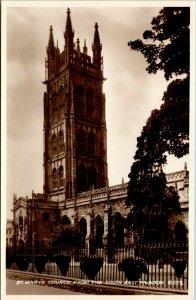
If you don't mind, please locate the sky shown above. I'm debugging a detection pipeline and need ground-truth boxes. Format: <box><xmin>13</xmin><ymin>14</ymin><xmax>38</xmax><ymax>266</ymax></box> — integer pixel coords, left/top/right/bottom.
<box><xmin>5</xmin><ymin>3</ymin><xmax>189</xmax><ymax>220</ymax></box>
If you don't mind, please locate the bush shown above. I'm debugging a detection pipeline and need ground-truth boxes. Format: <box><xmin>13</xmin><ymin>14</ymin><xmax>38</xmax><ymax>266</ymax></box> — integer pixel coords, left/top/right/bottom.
<box><xmin>6</xmin><ymin>255</ymin><xmax>15</xmax><ymax>269</ymax></box>
<box><xmin>34</xmin><ymin>255</ymin><xmax>48</xmax><ymax>273</ymax></box>
<box><xmin>118</xmin><ymin>257</ymin><xmax>148</xmax><ymax>281</ymax></box>
<box><xmin>16</xmin><ymin>255</ymin><xmax>31</xmax><ymax>271</ymax></box>
<box><xmin>54</xmin><ymin>255</ymin><xmax>71</xmax><ymax>276</ymax></box>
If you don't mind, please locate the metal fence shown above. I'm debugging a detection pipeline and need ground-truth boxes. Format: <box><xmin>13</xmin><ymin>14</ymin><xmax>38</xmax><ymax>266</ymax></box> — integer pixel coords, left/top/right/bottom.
<box><xmin>6</xmin><ymin>241</ymin><xmax>188</xmax><ymax>291</ymax></box>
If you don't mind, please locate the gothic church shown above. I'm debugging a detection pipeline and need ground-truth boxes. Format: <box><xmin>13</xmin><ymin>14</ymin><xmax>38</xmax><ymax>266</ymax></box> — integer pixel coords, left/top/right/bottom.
<box><xmin>11</xmin><ymin>9</ymin><xmax>189</xmax><ymax>250</ymax></box>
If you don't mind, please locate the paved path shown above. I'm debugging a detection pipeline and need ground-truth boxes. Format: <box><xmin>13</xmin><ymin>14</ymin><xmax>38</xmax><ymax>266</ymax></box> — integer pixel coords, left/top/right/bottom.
<box><xmin>6</xmin><ymin>279</ymin><xmax>85</xmax><ymax>295</ymax></box>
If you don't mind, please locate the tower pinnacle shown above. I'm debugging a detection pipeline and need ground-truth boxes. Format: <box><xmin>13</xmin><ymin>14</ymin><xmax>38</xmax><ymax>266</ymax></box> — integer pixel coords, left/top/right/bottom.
<box><xmin>76</xmin><ymin>38</ymin><xmax>80</xmax><ymax>52</ymax></box>
<box><xmin>47</xmin><ymin>25</ymin><xmax>55</xmax><ymax>53</ymax></box>
<box><xmin>92</xmin><ymin>23</ymin><xmax>102</xmax><ymax>68</ymax></box>
<box><xmin>93</xmin><ymin>23</ymin><xmax>101</xmax><ymax>47</ymax></box>
<box><xmin>65</xmin><ymin>8</ymin><xmax>73</xmax><ymax>36</ymax></box>
<box><xmin>83</xmin><ymin>39</ymin><xmax>88</xmax><ymax>54</ymax></box>
<box><xmin>64</xmin><ymin>8</ymin><xmax>74</xmax><ymax>64</ymax></box>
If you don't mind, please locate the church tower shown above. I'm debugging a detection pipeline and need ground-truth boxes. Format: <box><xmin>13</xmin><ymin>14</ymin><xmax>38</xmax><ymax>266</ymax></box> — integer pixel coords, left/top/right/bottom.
<box><xmin>43</xmin><ymin>9</ymin><xmax>108</xmax><ymax>202</ymax></box>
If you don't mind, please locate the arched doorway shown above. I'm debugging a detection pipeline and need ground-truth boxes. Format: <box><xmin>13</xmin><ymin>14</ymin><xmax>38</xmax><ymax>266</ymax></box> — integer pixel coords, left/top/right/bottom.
<box><xmin>95</xmin><ymin>215</ymin><xmax>104</xmax><ymax>248</ymax></box>
<box><xmin>174</xmin><ymin>221</ymin><xmax>187</xmax><ymax>243</ymax></box>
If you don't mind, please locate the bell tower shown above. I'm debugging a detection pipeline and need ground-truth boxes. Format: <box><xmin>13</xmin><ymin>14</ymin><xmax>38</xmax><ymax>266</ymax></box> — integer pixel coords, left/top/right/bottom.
<box><xmin>43</xmin><ymin>9</ymin><xmax>108</xmax><ymax>202</ymax></box>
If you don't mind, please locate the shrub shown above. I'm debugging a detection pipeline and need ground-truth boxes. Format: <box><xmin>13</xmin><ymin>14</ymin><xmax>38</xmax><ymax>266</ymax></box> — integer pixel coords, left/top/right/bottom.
<box><xmin>34</xmin><ymin>255</ymin><xmax>48</xmax><ymax>273</ymax></box>
<box><xmin>80</xmin><ymin>257</ymin><xmax>103</xmax><ymax>280</ymax></box>
<box><xmin>54</xmin><ymin>255</ymin><xmax>71</xmax><ymax>276</ymax></box>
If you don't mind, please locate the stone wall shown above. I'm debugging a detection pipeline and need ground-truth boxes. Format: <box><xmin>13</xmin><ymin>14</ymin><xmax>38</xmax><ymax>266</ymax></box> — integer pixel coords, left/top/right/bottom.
<box><xmin>11</xmin><ymin>169</ymin><xmax>189</xmax><ymax>247</ymax></box>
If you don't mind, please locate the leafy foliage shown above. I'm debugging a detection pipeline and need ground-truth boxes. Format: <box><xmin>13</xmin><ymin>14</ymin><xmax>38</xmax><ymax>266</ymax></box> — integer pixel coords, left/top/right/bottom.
<box><xmin>129</xmin><ymin>7</ymin><xmax>189</xmax><ymax>80</ymax></box>
<box><xmin>126</xmin><ymin>7</ymin><xmax>189</xmax><ymax>238</ymax></box>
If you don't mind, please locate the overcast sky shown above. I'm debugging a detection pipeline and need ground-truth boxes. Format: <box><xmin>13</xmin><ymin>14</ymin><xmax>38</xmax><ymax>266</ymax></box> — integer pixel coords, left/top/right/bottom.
<box><xmin>5</xmin><ymin>3</ymin><xmax>189</xmax><ymax>219</ymax></box>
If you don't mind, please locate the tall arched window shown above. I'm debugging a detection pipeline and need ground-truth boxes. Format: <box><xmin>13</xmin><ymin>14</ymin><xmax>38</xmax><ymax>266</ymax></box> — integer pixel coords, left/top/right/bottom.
<box><xmin>52</xmin><ymin>91</ymin><xmax>57</xmax><ymax>110</ymax></box>
<box><xmin>96</xmin><ymin>215</ymin><xmax>104</xmax><ymax>248</ymax></box>
<box><xmin>126</xmin><ymin>212</ymin><xmax>135</xmax><ymax>231</ymax></box>
<box><xmin>88</xmin><ymin>132</ymin><xmax>95</xmax><ymax>157</ymax></box>
<box><xmin>80</xmin><ymin>217</ymin><xmax>87</xmax><ymax>247</ymax></box>
<box><xmin>88</xmin><ymin>167</ymin><xmax>97</xmax><ymax>190</ymax></box>
<box><xmin>58</xmin><ymin>131</ymin><xmax>64</xmax><ymax>153</ymax></box>
<box><xmin>77</xmin><ymin>129</ymin><xmax>86</xmax><ymax>156</ymax></box>
<box><xmin>76</xmin><ymin>86</ymin><xmax>84</xmax><ymax>116</ymax></box>
<box><xmin>52</xmin><ymin>91</ymin><xmax>58</xmax><ymax>120</ymax></box>
<box><xmin>76</xmin><ymin>165</ymin><xmax>87</xmax><ymax>193</ymax></box>
<box><xmin>114</xmin><ymin>212</ymin><xmax>124</xmax><ymax>247</ymax></box>
<box><xmin>59</xmin><ymin>165</ymin><xmax>64</xmax><ymax>187</ymax></box>
<box><xmin>52</xmin><ymin>134</ymin><xmax>58</xmax><ymax>156</ymax></box>
<box><xmin>52</xmin><ymin>168</ymin><xmax>58</xmax><ymax>189</ymax></box>
<box><xmin>58</xmin><ymin>87</ymin><xmax>65</xmax><ymax>118</ymax></box>
<box><xmin>86</xmin><ymin>90</ymin><xmax>94</xmax><ymax>118</ymax></box>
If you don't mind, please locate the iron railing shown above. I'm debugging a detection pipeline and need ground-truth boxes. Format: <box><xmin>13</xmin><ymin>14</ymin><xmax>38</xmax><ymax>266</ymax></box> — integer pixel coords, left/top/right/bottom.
<box><xmin>6</xmin><ymin>240</ymin><xmax>188</xmax><ymax>291</ymax></box>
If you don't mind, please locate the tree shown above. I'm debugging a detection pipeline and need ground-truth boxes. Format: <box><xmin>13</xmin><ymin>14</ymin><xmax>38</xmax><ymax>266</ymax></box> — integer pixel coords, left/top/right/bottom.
<box><xmin>126</xmin><ymin>7</ymin><xmax>189</xmax><ymax>240</ymax></box>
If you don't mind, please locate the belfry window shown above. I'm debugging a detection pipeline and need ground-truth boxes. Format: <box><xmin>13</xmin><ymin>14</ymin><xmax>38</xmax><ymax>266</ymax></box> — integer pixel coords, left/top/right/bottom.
<box><xmin>86</xmin><ymin>90</ymin><xmax>94</xmax><ymax>119</ymax></box>
<box><xmin>77</xmin><ymin>129</ymin><xmax>86</xmax><ymax>156</ymax></box>
<box><xmin>88</xmin><ymin>132</ymin><xmax>95</xmax><ymax>157</ymax></box>
<box><xmin>76</xmin><ymin>165</ymin><xmax>87</xmax><ymax>193</ymax></box>
<box><xmin>76</xmin><ymin>86</ymin><xmax>84</xmax><ymax>116</ymax></box>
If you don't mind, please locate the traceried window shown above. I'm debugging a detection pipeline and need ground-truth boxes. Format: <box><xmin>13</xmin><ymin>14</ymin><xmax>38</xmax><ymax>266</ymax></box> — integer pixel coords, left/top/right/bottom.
<box><xmin>77</xmin><ymin>129</ymin><xmax>86</xmax><ymax>156</ymax></box>
<box><xmin>86</xmin><ymin>90</ymin><xmax>94</xmax><ymax>119</ymax></box>
<box><xmin>79</xmin><ymin>217</ymin><xmax>87</xmax><ymax>247</ymax></box>
<box><xmin>58</xmin><ymin>131</ymin><xmax>64</xmax><ymax>153</ymax></box>
<box><xmin>52</xmin><ymin>168</ymin><xmax>58</xmax><ymax>189</ymax></box>
<box><xmin>76</xmin><ymin>86</ymin><xmax>84</xmax><ymax>116</ymax></box>
<box><xmin>113</xmin><ymin>213</ymin><xmax>124</xmax><ymax>247</ymax></box>
<box><xmin>52</xmin><ymin>134</ymin><xmax>58</xmax><ymax>156</ymax></box>
<box><xmin>59</xmin><ymin>88</ymin><xmax>65</xmax><ymax>118</ymax></box>
<box><xmin>76</xmin><ymin>165</ymin><xmax>87</xmax><ymax>193</ymax></box>
<box><xmin>52</xmin><ymin>92</ymin><xmax>58</xmax><ymax>120</ymax></box>
<box><xmin>59</xmin><ymin>165</ymin><xmax>64</xmax><ymax>187</ymax></box>
<box><xmin>88</xmin><ymin>167</ymin><xmax>97</xmax><ymax>190</ymax></box>
<box><xmin>95</xmin><ymin>215</ymin><xmax>104</xmax><ymax>248</ymax></box>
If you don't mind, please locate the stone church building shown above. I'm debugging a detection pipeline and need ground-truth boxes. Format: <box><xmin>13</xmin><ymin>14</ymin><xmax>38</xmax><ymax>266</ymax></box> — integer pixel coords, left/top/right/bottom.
<box><xmin>11</xmin><ymin>9</ymin><xmax>189</xmax><ymax>250</ymax></box>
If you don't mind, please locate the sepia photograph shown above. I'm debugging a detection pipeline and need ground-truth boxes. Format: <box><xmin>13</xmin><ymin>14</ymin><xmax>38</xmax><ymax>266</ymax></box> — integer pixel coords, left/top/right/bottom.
<box><xmin>2</xmin><ymin>1</ymin><xmax>195</xmax><ymax>299</ymax></box>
